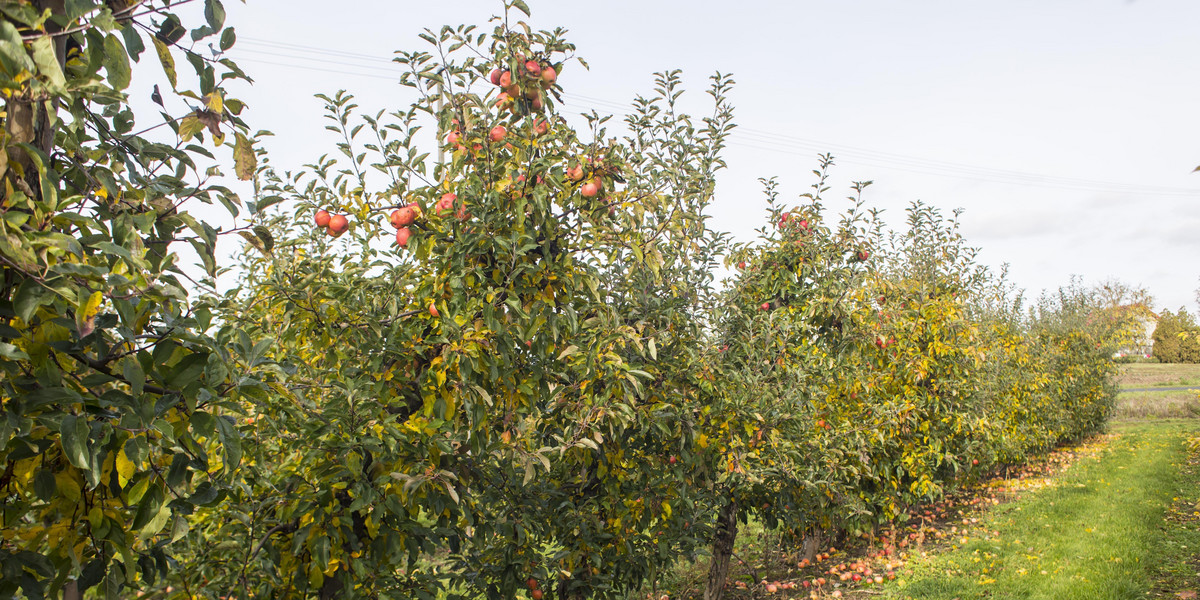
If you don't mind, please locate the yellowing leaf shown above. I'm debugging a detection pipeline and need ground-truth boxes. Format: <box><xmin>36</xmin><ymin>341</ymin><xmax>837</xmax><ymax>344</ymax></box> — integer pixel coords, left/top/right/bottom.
<box><xmin>115</xmin><ymin>447</ymin><xmax>135</xmax><ymax>487</ymax></box>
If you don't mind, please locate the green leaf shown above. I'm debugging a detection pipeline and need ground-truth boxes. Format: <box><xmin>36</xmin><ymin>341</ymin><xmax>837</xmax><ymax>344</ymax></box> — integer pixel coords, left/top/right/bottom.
<box><xmin>138</xmin><ymin>503</ymin><xmax>172</xmax><ymax>541</ymax></box>
<box><xmin>155</xmin><ymin>14</ymin><xmax>186</xmax><ymax>45</ymax></box>
<box><xmin>510</xmin><ymin>0</ymin><xmax>531</xmax><ymax>17</ymax></box>
<box><xmin>29</xmin><ymin>35</ymin><xmax>65</xmax><ymax>90</ymax></box>
<box><xmin>60</xmin><ymin>415</ymin><xmax>91</xmax><ymax>471</ymax></box>
<box><xmin>215</xmin><ymin>416</ymin><xmax>242</xmax><ymax>472</ymax></box>
<box><xmin>152</xmin><ymin>37</ymin><xmax>177</xmax><ymax>89</ymax></box>
<box><xmin>0</xmin><ymin>21</ymin><xmax>35</xmax><ymax>81</ymax></box>
<box><xmin>119</xmin><ymin>24</ymin><xmax>145</xmax><ymax>61</ymax></box>
<box><xmin>102</xmin><ymin>34</ymin><xmax>131</xmax><ymax>90</ymax></box>
<box><xmin>32</xmin><ymin>469</ymin><xmax>57</xmax><ymax>501</ymax></box>
<box><xmin>13</xmin><ymin>278</ymin><xmax>53</xmax><ymax>323</ymax></box>
<box><xmin>123</xmin><ymin>358</ymin><xmax>145</xmax><ymax>396</ymax></box>
<box><xmin>252</xmin><ymin>225</ymin><xmax>274</xmax><ymax>252</ymax></box>
<box><xmin>219</xmin><ymin>27</ymin><xmax>236</xmax><ymax>52</ymax></box>
<box><xmin>204</xmin><ymin>0</ymin><xmax>226</xmax><ymax>31</ymax></box>
<box><xmin>234</xmin><ymin>132</ymin><xmax>256</xmax><ymax>180</ymax></box>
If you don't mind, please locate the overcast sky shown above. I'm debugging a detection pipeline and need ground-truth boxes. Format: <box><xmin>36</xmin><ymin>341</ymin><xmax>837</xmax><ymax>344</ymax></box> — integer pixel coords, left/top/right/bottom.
<box><xmin>195</xmin><ymin>0</ymin><xmax>1200</xmax><ymax>311</ymax></box>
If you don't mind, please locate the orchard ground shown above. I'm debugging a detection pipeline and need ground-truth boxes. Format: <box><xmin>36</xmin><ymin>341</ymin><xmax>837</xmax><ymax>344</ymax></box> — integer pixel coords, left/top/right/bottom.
<box><xmin>646</xmin><ymin>365</ymin><xmax>1200</xmax><ymax>600</ymax></box>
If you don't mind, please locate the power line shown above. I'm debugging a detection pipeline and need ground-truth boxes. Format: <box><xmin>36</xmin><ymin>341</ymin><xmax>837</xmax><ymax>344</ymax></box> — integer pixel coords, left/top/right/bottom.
<box><xmin>226</xmin><ymin>44</ymin><xmax>1200</xmax><ymax>198</ymax></box>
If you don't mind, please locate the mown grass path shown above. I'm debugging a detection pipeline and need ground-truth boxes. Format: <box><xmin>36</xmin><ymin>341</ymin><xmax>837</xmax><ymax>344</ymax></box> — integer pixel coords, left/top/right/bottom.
<box><xmin>886</xmin><ymin>421</ymin><xmax>1198</xmax><ymax>600</ymax></box>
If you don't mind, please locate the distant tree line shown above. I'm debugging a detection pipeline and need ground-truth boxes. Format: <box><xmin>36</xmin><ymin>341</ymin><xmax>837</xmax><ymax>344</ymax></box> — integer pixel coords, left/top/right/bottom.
<box><xmin>1153</xmin><ymin>309</ymin><xmax>1200</xmax><ymax>363</ymax></box>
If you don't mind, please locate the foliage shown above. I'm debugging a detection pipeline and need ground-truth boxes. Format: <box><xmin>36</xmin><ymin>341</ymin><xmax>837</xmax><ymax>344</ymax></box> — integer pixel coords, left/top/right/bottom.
<box><xmin>0</xmin><ymin>2</ymin><xmax>1130</xmax><ymax>599</ymax></box>
<box><xmin>0</xmin><ymin>0</ymin><xmax>269</xmax><ymax>598</ymax></box>
<box><xmin>1152</xmin><ymin>309</ymin><xmax>1200</xmax><ymax>364</ymax></box>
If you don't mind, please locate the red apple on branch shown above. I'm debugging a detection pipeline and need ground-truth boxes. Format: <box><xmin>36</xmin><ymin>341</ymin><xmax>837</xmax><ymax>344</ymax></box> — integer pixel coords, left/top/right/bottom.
<box><xmin>314</xmin><ymin>209</ymin><xmax>330</xmax><ymax>228</ymax></box>
<box><xmin>328</xmin><ymin>214</ymin><xmax>349</xmax><ymax>235</ymax></box>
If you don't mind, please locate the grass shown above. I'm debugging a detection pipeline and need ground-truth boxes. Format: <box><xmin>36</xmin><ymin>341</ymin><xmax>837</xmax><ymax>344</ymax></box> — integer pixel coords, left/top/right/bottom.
<box><xmin>881</xmin><ymin>421</ymin><xmax>1198</xmax><ymax>600</ymax></box>
<box><xmin>1114</xmin><ymin>389</ymin><xmax>1200</xmax><ymax>420</ymax></box>
<box><xmin>1117</xmin><ymin>363</ymin><xmax>1200</xmax><ymax>389</ymax></box>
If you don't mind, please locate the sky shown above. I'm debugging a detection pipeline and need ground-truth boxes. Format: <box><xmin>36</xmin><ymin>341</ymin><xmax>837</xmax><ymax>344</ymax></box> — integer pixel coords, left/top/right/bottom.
<box><xmin>172</xmin><ymin>0</ymin><xmax>1200</xmax><ymax>312</ymax></box>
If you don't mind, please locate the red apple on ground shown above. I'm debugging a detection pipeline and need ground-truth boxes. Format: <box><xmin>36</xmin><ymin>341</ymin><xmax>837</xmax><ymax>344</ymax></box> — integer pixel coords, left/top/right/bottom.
<box><xmin>314</xmin><ymin>209</ymin><xmax>330</xmax><ymax>228</ymax></box>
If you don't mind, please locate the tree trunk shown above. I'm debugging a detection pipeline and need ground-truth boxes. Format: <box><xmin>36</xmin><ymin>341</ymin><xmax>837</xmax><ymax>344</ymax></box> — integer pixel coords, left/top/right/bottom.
<box><xmin>703</xmin><ymin>501</ymin><xmax>738</xmax><ymax>600</ymax></box>
<box><xmin>801</xmin><ymin>527</ymin><xmax>824</xmax><ymax>561</ymax></box>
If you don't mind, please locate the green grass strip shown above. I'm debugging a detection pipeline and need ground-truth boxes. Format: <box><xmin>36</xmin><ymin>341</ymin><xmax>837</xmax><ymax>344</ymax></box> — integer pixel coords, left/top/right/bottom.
<box><xmin>887</xmin><ymin>421</ymin><xmax>1198</xmax><ymax>600</ymax></box>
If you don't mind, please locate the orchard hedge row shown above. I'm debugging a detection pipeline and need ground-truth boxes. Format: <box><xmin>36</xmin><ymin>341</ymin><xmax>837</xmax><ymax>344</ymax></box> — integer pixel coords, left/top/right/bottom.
<box><xmin>0</xmin><ymin>3</ymin><xmax>1124</xmax><ymax>600</ymax></box>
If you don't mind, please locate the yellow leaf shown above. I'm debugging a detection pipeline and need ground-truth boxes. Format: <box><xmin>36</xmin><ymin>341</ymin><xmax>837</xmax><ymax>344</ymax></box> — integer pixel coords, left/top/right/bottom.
<box><xmin>116</xmin><ymin>447</ymin><xmax>135</xmax><ymax>487</ymax></box>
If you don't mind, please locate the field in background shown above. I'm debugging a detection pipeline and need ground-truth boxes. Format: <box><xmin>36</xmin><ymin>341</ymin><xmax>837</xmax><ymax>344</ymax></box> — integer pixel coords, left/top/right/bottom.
<box><xmin>1114</xmin><ymin>363</ymin><xmax>1200</xmax><ymax>420</ymax></box>
<box><xmin>1117</xmin><ymin>363</ymin><xmax>1200</xmax><ymax>388</ymax></box>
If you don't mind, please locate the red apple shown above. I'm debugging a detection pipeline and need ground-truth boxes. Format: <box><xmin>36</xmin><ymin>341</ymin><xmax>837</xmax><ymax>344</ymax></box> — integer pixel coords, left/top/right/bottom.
<box><xmin>668</xmin><ymin>455</ymin><xmax>677</xmax><ymax>464</ymax></box>
<box><xmin>428</xmin><ymin>303</ymin><xmax>439</xmax><ymax>318</ymax></box>
<box><xmin>529</xmin><ymin>93</ymin><xmax>544</xmax><ymax>111</ymax></box>
<box><xmin>446</xmin><ymin>130</ymin><xmax>460</xmax><ymax>146</ymax></box>
<box><xmin>391</xmin><ymin>206</ymin><xmax>415</xmax><ymax>227</ymax></box>
<box><xmin>498</xmin><ymin>70</ymin><xmax>512</xmax><ymax>88</ymax></box>
<box><xmin>541</xmin><ymin>66</ymin><xmax>557</xmax><ymax>86</ymax></box>
<box><xmin>581</xmin><ymin>179</ymin><xmax>601</xmax><ymax>198</ymax></box>
<box><xmin>526</xmin><ymin>578</ymin><xmax>538</xmax><ymax>590</ymax></box>
<box><xmin>437</xmin><ymin>192</ymin><xmax>457</xmax><ymax>215</ymax></box>
<box><xmin>314</xmin><ymin>209</ymin><xmax>330</xmax><ymax>228</ymax></box>
<box><xmin>524</xmin><ymin>60</ymin><xmax>541</xmax><ymax>76</ymax></box>
<box><xmin>489</xmin><ymin>68</ymin><xmax>502</xmax><ymax>86</ymax></box>
<box><xmin>489</xmin><ymin>125</ymin><xmax>507</xmax><ymax>142</ymax></box>
<box><xmin>328</xmin><ymin>214</ymin><xmax>349</xmax><ymax>235</ymax></box>
<box><xmin>533</xmin><ymin>119</ymin><xmax>549</xmax><ymax>135</ymax></box>
<box><xmin>737</xmin><ymin>261</ymin><xmax>746</xmax><ymax>269</ymax></box>
<box><xmin>395</xmin><ymin>227</ymin><xmax>411</xmax><ymax>247</ymax></box>
<box><xmin>531</xmin><ymin>591</ymin><xmax>543</xmax><ymax>600</ymax></box>
<box><xmin>760</xmin><ymin>302</ymin><xmax>770</xmax><ymax>311</ymax></box>
<box><xmin>566</xmin><ymin>165</ymin><xmax>585</xmax><ymax>182</ymax></box>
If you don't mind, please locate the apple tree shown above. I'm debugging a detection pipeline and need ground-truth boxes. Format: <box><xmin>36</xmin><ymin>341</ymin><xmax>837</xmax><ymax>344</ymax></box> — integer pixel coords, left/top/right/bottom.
<box><xmin>0</xmin><ymin>0</ymin><xmax>268</xmax><ymax>598</ymax></box>
<box><xmin>167</xmin><ymin>5</ymin><xmax>736</xmax><ymax>599</ymax></box>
